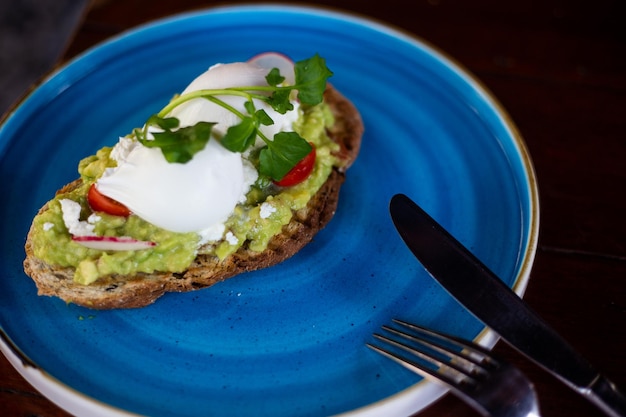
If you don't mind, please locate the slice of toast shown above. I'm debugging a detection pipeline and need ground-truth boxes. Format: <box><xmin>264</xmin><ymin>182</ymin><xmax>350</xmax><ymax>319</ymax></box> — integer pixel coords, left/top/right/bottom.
<box><xmin>23</xmin><ymin>85</ymin><xmax>363</xmax><ymax>309</ymax></box>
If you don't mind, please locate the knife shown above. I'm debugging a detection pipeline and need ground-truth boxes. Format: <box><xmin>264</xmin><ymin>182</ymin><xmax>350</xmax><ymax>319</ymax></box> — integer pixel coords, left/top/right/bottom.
<box><xmin>389</xmin><ymin>193</ymin><xmax>626</xmax><ymax>417</ymax></box>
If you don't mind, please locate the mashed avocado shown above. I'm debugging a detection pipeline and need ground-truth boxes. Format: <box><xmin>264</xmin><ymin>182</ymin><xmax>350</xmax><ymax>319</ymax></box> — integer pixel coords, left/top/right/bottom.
<box><xmin>29</xmin><ymin>103</ymin><xmax>338</xmax><ymax>285</ymax></box>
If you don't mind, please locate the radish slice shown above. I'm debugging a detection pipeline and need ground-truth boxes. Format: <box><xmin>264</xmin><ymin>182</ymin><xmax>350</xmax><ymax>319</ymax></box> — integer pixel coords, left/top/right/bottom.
<box><xmin>72</xmin><ymin>235</ymin><xmax>156</xmax><ymax>251</ymax></box>
<box><xmin>248</xmin><ymin>52</ymin><xmax>295</xmax><ymax>85</ymax></box>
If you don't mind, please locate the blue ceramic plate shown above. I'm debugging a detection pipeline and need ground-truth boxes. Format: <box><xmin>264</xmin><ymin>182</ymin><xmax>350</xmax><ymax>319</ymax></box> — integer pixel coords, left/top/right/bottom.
<box><xmin>0</xmin><ymin>5</ymin><xmax>538</xmax><ymax>417</ymax></box>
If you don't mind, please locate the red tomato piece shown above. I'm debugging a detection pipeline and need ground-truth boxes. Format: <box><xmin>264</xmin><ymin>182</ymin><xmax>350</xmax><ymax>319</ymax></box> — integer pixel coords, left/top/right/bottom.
<box><xmin>87</xmin><ymin>184</ymin><xmax>131</xmax><ymax>217</ymax></box>
<box><xmin>274</xmin><ymin>144</ymin><xmax>316</xmax><ymax>187</ymax></box>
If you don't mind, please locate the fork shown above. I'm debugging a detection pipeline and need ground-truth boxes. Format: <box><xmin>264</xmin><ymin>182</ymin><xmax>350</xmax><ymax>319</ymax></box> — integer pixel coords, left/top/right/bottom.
<box><xmin>368</xmin><ymin>319</ymin><xmax>541</xmax><ymax>417</ymax></box>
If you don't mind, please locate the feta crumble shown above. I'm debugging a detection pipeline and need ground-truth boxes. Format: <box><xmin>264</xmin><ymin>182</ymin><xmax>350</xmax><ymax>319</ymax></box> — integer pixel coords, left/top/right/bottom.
<box><xmin>87</xmin><ymin>213</ymin><xmax>102</xmax><ymax>224</ymax></box>
<box><xmin>197</xmin><ymin>222</ymin><xmax>226</xmax><ymax>246</ymax></box>
<box><xmin>225</xmin><ymin>231</ymin><xmax>239</xmax><ymax>245</ymax></box>
<box><xmin>259</xmin><ymin>202</ymin><xmax>277</xmax><ymax>219</ymax></box>
<box><xmin>59</xmin><ymin>199</ymin><xmax>96</xmax><ymax>237</ymax></box>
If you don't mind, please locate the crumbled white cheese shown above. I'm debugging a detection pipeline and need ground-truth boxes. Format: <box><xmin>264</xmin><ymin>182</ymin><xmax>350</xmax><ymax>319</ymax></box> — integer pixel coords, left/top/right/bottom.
<box><xmin>59</xmin><ymin>199</ymin><xmax>96</xmax><ymax>237</ymax></box>
<box><xmin>87</xmin><ymin>213</ymin><xmax>101</xmax><ymax>224</ymax></box>
<box><xmin>259</xmin><ymin>202</ymin><xmax>277</xmax><ymax>219</ymax></box>
<box><xmin>43</xmin><ymin>222</ymin><xmax>54</xmax><ymax>231</ymax></box>
<box><xmin>197</xmin><ymin>222</ymin><xmax>226</xmax><ymax>246</ymax></box>
<box><xmin>225</xmin><ymin>231</ymin><xmax>238</xmax><ymax>245</ymax></box>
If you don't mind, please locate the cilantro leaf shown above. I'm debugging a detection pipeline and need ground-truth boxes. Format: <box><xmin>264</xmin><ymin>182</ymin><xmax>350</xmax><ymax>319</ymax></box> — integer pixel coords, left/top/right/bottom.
<box><xmin>139</xmin><ymin>121</ymin><xmax>215</xmax><ymax>163</ymax></box>
<box><xmin>294</xmin><ymin>54</ymin><xmax>333</xmax><ymax>105</ymax></box>
<box><xmin>258</xmin><ymin>132</ymin><xmax>312</xmax><ymax>180</ymax></box>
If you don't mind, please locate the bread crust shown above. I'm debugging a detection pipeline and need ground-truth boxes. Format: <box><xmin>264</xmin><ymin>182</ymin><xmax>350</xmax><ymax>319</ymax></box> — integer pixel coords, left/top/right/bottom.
<box><xmin>23</xmin><ymin>85</ymin><xmax>363</xmax><ymax>309</ymax></box>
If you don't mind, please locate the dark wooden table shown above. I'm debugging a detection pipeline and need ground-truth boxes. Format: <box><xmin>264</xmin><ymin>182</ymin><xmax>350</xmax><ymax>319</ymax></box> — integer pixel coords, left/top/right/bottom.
<box><xmin>2</xmin><ymin>1</ymin><xmax>624</xmax><ymax>416</ymax></box>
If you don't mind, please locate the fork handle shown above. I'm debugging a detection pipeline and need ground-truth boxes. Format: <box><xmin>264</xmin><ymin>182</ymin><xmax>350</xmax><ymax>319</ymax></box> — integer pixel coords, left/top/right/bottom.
<box><xmin>584</xmin><ymin>374</ymin><xmax>626</xmax><ymax>417</ymax></box>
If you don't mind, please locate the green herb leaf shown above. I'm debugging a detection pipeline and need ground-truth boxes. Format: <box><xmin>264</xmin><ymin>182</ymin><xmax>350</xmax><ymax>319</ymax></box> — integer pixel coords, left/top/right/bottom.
<box><xmin>141</xmin><ymin>53</ymin><xmax>331</xmax><ymax>171</ymax></box>
<box><xmin>293</xmin><ymin>54</ymin><xmax>333</xmax><ymax>105</ymax></box>
<box><xmin>259</xmin><ymin>132</ymin><xmax>312</xmax><ymax>180</ymax></box>
<box><xmin>221</xmin><ymin>117</ymin><xmax>257</xmax><ymax>152</ymax></box>
<box><xmin>134</xmin><ymin>115</ymin><xmax>181</xmax><ymax>142</ymax></box>
<box><xmin>139</xmin><ymin>121</ymin><xmax>215</xmax><ymax>163</ymax></box>
<box><xmin>266</xmin><ymin>89</ymin><xmax>294</xmax><ymax>114</ymax></box>
<box><xmin>265</xmin><ymin>68</ymin><xmax>285</xmax><ymax>87</ymax></box>
<box><xmin>221</xmin><ymin>108</ymin><xmax>274</xmax><ymax>152</ymax></box>
<box><xmin>243</xmin><ymin>100</ymin><xmax>256</xmax><ymax>115</ymax></box>
<box><xmin>255</xmin><ymin>109</ymin><xmax>274</xmax><ymax>126</ymax></box>
<box><xmin>147</xmin><ymin>115</ymin><xmax>180</xmax><ymax>130</ymax></box>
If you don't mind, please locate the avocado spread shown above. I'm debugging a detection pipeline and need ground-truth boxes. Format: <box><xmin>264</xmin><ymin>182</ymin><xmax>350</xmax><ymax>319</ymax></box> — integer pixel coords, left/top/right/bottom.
<box><xmin>29</xmin><ymin>103</ymin><xmax>339</xmax><ymax>285</ymax></box>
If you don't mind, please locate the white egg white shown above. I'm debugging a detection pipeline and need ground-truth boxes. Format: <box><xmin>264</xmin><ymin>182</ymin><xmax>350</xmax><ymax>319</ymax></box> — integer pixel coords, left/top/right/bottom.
<box><xmin>96</xmin><ymin>58</ymin><xmax>298</xmax><ymax>234</ymax></box>
<box><xmin>97</xmin><ymin>139</ymin><xmax>244</xmax><ymax>233</ymax></box>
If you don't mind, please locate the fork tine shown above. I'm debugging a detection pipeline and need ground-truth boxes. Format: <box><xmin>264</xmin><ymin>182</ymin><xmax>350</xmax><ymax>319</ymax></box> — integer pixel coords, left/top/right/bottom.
<box><xmin>369</xmin><ymin>321</ymin><xmax>541</xmax><ymax>417</ymax></box>
<box><xmin>367</xmin><ymin>334</ymin><xmax>465</xmax><ymax>390</ymax></box>
<box><xmin>376</xmin><ymin>328</ymin><xmax>477</xmax><ymax>380</ymax></box>
<box><xmin>368</xmin><ymin>320</ymin><xmax>501</xmax><ymax>392</ymax></box>
<box><xmin>392</xmin><ymin>319</ymin><xmax>500</xmax><ymax>370</ymax></box>
<box><xmin>368</xmin><ymin>335</ymin><xmax>482</xmax><ymax>392</ymax></box>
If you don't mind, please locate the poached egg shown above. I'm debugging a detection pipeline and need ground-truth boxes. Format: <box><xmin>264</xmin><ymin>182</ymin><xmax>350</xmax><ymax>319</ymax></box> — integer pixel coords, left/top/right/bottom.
<box><xmin>96</xmin><ymin>55</ymin><xmax>298</xmax><ymax>234</ymax></box>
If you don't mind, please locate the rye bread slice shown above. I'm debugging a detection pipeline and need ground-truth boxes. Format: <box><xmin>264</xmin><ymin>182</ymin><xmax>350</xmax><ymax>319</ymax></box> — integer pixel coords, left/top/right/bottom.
<box><xmin>23</xmin><ymin>85</ymin><xmax>363</xmax><ymax>309</ymax></box>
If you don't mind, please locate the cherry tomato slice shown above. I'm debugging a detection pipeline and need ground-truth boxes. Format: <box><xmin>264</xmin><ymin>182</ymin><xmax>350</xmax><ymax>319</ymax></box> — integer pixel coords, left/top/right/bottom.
<box><xmin>87</xmin><ymin>183</ymin><xmax>131</xmax><ymax>217</ymax></box>
<box><xmin>274</xmin><ymin>144</ymin><xmax>316</xmax><ymax>187</ymax></box>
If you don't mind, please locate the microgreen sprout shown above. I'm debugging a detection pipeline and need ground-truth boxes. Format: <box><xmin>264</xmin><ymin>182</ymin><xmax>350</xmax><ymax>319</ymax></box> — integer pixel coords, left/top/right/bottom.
<box><xmin>134</xmin><ymin>54</ymin><xmax>332</xmax><ymax>181</ymax></box>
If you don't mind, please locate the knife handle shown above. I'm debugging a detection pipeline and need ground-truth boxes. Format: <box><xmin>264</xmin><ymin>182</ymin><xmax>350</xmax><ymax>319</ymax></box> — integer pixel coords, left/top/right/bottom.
<box><xmin>585</xmin><ymin>374</ymin><xmax>626</xmax><ymax>417</ymax></box>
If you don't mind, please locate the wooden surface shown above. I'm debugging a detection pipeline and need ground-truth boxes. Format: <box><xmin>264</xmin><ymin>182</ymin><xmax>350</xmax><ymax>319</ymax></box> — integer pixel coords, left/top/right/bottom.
<box><xmin>2</xmin><ymin>1</ymin><xmax>625</xmax><ymax>416</ymax></box>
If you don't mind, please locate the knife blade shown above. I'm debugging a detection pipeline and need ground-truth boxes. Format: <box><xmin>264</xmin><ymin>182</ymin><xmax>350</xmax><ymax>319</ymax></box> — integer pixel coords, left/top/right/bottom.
<box><xmin>390</xmin><ymin>193</ymin><xmax>626</xmax><ymax>417</ymax></box>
